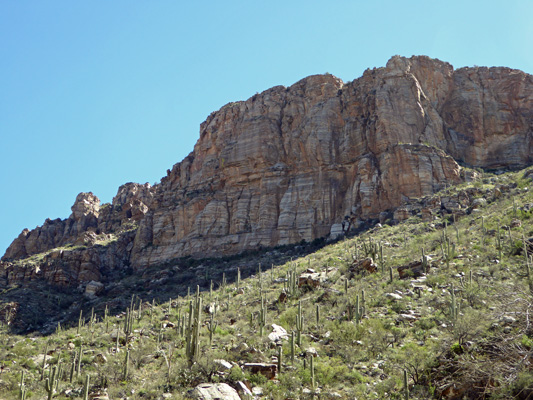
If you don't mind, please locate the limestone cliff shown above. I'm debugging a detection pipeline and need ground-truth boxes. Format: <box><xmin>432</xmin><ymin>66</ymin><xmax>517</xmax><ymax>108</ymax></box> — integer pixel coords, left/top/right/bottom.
<box><xmin>2</xmin><ymin>55</ymin><xmax>533</xmax><ymax>286</ymax></box>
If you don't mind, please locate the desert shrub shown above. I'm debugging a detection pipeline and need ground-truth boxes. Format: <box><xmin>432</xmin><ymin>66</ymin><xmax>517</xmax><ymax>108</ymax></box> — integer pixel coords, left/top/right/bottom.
<box><xmin>328</xmin><ymin>320</ymin><xmax>362</xmax><ymax>346</ymax></box>
<box><xmin>388</xmin><ymin>341</ymin><xmax>437</xmax><ymax>385</ymax></box>
<box><xmin>315</xmin><ymin>358</ymin><xmax>365</xmax><ymax>386</ymax></box>
<box><xmin>226</xmin><ymin>365</ymin><xmax>244</xmax><ymax>383</ymax></box>
<box><xmin>363</xmin><ymin>318</ymin><xmax>394</xmax><ymax>358</ymax></box>
<box><xmin>511</xmin><ymin>371</ymin><xmax>533</xmax><ymax>399</ymax></box>
<box><xmin>452</xmin><ymin>308</ymin><xmax>490</xmax><ymax>345</ymax></box>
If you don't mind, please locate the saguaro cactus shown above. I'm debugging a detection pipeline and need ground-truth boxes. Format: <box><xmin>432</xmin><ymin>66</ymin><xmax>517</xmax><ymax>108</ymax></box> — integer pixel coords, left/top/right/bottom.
<box><xmin>76</xmin><ymin>345</ymin><xmax>83</xmax><ymax>378</ymax></box>
<box><xmin>186</xmin><ymin>286</ymin><xmax>202</xmax><ymax>363</ymax></box>
<box><xmin>44</xmin><ymin>366</ymin><xmax>59</xmax><ymax>400</ymax></box>
<box><xmin>19</xmin><ymin>370</ymin><xmax>25</xmax><ymax>400</ymax></box>
<box><xmin>404</xmin><ymin>369</ymin><xmax>409</xmax><ymax>400</ymax></box>
<box><xmin>259</xmin><ymin>296</ymin><xmax>267</xmax><ymax>337</ymax></box>
<box><xmin>296</xmin><ymin>301</ymin><xmax>304</xmax><ymax>346</ymax></box>
<box><xmin>123</xmin><ymin>350</ymin><xmax>130</xmax><ymax>380</ymax></box>
<box><xmin>83</xmin><ymin>374</ymin><xmax>90</xmax><ymax>400</ymax></box>
<box><xmin>277</xmin><ymin>345</ymin><xmax>283</xmax><ymax>373</ymax></box>
<box><xmin>123</xmin><ymin>307</ymin><xmax>134</xmax><ymax>343</ymax></box>
<box><xmin>40</xmin><ymin>342</ymin><xmax>49</xmax><ymax>380</ymax></box>
<box><xmin>290</xmin><ymin>331</ymin><xmax>295</xmax><ymax>364</ymax></box>
<box><xmin>310</xmin><ymin>354</ymin><xmax>315</xmax><ymax>389</ymax></box>
<box><xmin>449</xmin><ymin>283</ymin><xmax>458</xmax><ymax>321</ymax></box>
<box><xmin>77</xmin><ymin>310</ymin><xmax>83</xmax><ymax>335</ymax></box>
<box><xmin>207</xmin><ymin>314</ymin><xmax>218</xmax><ymax>345</ymax></box>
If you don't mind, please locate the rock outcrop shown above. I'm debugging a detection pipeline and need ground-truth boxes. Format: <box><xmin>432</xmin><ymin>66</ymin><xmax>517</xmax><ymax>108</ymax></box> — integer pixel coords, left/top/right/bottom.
<box><xmin>2</xmin><ymin>55</ymin><xmax>533</xmax><ymax>285</ymax></box>
<box><xmin>3</xmin><ymin>183</ymin><xmax>154</xmax><ymax>262</ymax></box>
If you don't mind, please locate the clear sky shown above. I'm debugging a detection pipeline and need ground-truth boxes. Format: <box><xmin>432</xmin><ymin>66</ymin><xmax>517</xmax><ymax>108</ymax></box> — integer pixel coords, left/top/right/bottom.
<box><xmin>1</xmin><ymin>1</ymin><xmax>532</xmax><ymax>256</ymax></box>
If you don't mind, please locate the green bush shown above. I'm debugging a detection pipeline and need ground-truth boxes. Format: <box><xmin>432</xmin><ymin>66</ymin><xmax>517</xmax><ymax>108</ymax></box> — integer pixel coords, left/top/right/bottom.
<box><xmin>315</xmin><ymin>358</ymin><xmax>364</xmax><ymax>386</ymax></box>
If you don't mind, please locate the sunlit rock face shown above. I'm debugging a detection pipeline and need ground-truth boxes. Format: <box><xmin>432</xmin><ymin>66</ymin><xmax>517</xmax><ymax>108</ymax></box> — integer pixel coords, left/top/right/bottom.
<box><xmin>130</xmin><ymin>56</ymin><xmax>533</xmax><ymax>266</ymax></box>
<box><xmin>4</xmin><ymin>55</ymin><xmax>533</xmax><ymax>276</ymax></box>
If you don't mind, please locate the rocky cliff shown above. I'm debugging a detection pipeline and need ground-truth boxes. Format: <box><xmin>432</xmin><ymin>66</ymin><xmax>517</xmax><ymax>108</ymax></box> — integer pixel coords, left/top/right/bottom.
<box><xmin>2</xmin><ymin>55</ymin><xmax>533</xmax><ymax>287</ymax></box>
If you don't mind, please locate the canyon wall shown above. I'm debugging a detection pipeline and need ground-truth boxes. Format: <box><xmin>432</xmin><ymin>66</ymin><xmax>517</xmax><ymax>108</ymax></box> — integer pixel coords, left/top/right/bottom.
<box><xmin>2</xmin><ymin>55</ymin><xmax>533</xmax><ymax>284</ymax></box>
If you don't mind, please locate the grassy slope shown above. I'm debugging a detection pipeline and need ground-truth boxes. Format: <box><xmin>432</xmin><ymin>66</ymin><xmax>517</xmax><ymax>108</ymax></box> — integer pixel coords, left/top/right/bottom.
<box><xmin>1</xmin><ymin>169</ymin><xmax>533</xmax><ymax>399</ymax></box>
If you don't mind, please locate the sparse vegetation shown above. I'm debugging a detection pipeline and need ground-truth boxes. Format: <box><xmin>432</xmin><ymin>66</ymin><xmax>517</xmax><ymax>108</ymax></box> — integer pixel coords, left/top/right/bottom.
<box><xmin>1</xmin><ymin>168</ymin><xmax>533</xmax><ymax>398</ymax></box>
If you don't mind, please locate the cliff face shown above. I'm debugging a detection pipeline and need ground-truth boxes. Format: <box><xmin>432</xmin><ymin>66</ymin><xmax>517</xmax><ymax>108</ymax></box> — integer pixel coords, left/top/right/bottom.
<box><xmin>129</xmin><ymin>56</ymin><xmax>533</xmax><ymax>266</ymax></box>
<box><xmin>2</xmin><ymin>55</ymin><xmax>533</xmax><ymax>284</ymax></box>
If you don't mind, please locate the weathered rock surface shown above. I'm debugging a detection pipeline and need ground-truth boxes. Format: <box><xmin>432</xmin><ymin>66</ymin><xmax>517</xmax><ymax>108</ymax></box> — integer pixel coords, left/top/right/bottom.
<box><xmin>299</xmin><ymin>268</ymin><xmax>338</xmax><ymax>289</ymax></box>
<box><xmin>3</xmin><ymin>183</ymin><xmax>154</xmax><ymax>263</ymax></box>
<box><xmin>397</xmin><ymin>260</ymin><xmax>428</xmax><ymax>279</ymax></box>
<box><xmin>188</xmin><ymin>383</ymin><xmax>241</xmax><ymax>400</ymax></box>
<box><xmin>0</xmin><ymin>228</ymin><xmax>136</xmax><ymax>287</ymax></box>
<box><xmin>3</xmin><ymin>55</ymin><xmax>533</xmax><ymax>284</ymax></box>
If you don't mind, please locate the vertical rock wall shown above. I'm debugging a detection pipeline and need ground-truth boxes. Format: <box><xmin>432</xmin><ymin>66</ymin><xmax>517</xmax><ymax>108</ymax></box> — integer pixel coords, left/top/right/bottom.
<box><xmin>3</xmin><ymin>55</ymin><xmax>533</xmax><ymax>274</ymax></box>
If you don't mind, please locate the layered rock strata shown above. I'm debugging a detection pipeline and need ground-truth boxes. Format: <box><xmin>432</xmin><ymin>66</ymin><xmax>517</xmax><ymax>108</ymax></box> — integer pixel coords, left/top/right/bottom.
<box><xmin>2</xmin><ymin>55</ymin><xmax>533</xmax><ymax>286</ymax></box>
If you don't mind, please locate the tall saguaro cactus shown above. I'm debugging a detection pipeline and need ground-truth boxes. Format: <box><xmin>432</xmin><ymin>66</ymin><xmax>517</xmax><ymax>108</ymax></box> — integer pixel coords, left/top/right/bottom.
<box><xmin>296</xmin><ymin>300</ymin><xmax>304</xmax><ymax>346</ymax></box>
<box><xmin>259</xmin><ymin>296</ymin><xmax>267</xmax><ymax>337</ymax></box>
<box><xmin>186</xmin><ymin>285</ymin><xmax>202</xmax><ymax>363</ymax></box>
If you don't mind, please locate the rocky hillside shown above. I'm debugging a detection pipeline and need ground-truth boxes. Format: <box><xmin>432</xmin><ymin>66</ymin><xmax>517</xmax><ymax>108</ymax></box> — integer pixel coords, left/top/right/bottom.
<box><xmin>2</xmin><ymin>55</ymin><xmax>533</xmax><ymax>290</ymax></box>
<box><xmin>1</xmin><ymin>167</ymin><xmax>533</xmax><ymax>399</ymax></box>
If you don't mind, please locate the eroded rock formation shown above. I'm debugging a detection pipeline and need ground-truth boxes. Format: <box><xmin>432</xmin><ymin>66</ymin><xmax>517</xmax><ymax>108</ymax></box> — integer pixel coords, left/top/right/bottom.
<box><xmin>2</xmin><ymin>55</ymin><xmax>533</xmax><ymax>286</ymax></box>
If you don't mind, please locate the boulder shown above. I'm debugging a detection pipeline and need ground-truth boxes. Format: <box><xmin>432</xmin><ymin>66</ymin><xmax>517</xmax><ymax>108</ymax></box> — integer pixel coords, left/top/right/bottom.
<box><xmin>268</xmin><ymin>324</ymin><xmax>289</xmax><ymax>343</ymax></box>
<box><xmin>235</xmin><ymin>381</ymin><xmax>253</xmax><ymax>398</ymax></box>
<box><xmin>393</xmin><ymin>207</ymin><xmax>411</xmax><ymax>222</ymax></box>
<box><xmin>397</xmin><ymin>260</ymin><xmax>428</xmax><ymax>279</ymax></box>
<box><xmin>298</xmin><ymin>268</ymin><xmax>337</xmax><ymax>289</ymax></box>
<box><xmin>188</xmin><ymin>383</ymin><xmax>241</xmax><ymax>400</ymax></box>
<box><xmin>84</xmin><ymin>281</ymin><xmax>104</xmax><ymax>297</ymax></box>
<box><xmin>385</xmin><ymin>293</ymin><xmax>403</xmax><ymax>301</ymax></box>
<box><xmin>242</xmin><ymin>363</ymin><xmax>277</xmax><ymax>380</ymax></box>
<box><xmin>471</xmin><ymin>198</ymin><xmax>487</xmax><ymax>209</ymax></box>
<box><xmin>213</xmin><ymin>359</ymin><xmax>233</xmax><ymax>371</ymax></box>
<box><xmin>349</xmin><ymin>258</ymin><xmax>377</xmax><ymax>277</ymax></box>
<box><xmin>88</xmin><ymin>392</ymin><xmax>109</xmax><ymax>400</ymax></box>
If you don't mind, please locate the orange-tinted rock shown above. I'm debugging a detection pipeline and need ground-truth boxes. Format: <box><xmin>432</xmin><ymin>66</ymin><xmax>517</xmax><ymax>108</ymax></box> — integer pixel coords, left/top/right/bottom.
<box><xmin>3</xmin><ymin>55</ymin><xmax>533</xmax><ymax>279</ymax></box>
<box><xmin>349</xmin><ymin>258</ymin><xmax>377</xmax><ymax>277</ymax></box>
<box><xmin>397</xmin><ymin>261</ymin><xmax>427</xmax><ymax>279</ymax></box>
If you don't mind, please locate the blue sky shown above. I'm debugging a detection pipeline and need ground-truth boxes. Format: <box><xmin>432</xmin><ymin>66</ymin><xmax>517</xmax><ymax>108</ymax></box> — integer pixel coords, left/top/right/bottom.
<box><xmin>1</xmin><ymin>1</ymin><xmax>532</xmax><ymax>256</ymax></box>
